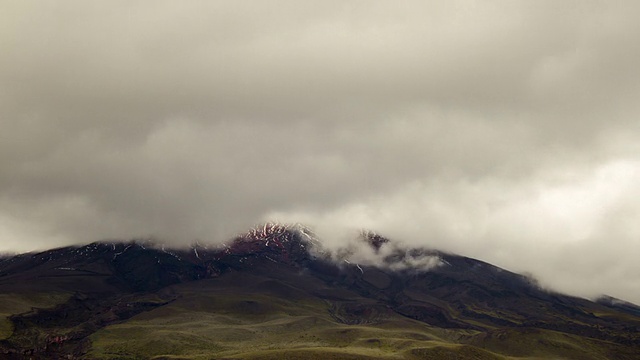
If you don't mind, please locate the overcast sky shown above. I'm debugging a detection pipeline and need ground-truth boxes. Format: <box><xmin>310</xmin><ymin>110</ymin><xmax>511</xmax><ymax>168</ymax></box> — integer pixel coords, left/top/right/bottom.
<box><xmin>1</xmin><ymin>1</ymin><xmax>640</xmax><ymax>303</ymax></box>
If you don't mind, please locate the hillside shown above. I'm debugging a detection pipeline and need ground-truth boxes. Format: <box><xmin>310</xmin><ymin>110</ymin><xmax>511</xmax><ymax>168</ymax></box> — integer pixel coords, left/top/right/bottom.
<box><xmin>0</xmin><ymin>225</ymin><xmax>638</xmax><ymax>359</ymax></box>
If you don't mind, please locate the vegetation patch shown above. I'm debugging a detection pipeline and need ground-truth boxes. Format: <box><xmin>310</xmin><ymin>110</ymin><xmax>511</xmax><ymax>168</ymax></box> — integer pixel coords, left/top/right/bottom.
<box><xmin>0</xmin><ymin>292</ymin><xmax>71</xmax><ymax>340</ymax></box>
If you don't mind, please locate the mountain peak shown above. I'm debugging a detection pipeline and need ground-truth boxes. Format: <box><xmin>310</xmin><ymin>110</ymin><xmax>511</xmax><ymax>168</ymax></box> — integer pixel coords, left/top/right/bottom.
<box><xmin>218</xmin><ymin>223</ymin><xmax>320</xmax><ymax>265</ymax></box>
<box><xmin>359</xmin><ymin>230</ymin><xmax>390</xmax><ymax>253</ymax></box>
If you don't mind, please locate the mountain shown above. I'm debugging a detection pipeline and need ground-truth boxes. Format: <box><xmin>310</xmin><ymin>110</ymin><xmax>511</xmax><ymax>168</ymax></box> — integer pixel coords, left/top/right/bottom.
<box><xmin>596</xmin><ymin>295</ymin><xmax>640</xmax><ymax>318</ymax></box>
<box><xmin>0</xmin><ymin>224</ymin><xmax>639</xmax><ymax>359</ymax></box>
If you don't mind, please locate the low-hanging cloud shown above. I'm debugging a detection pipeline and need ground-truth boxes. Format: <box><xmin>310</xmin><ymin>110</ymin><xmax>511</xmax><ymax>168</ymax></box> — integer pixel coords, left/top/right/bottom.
<box><xmin>1</xmin><ymin>1</ymin><xmax>640</xmax><ymax>303</ymax></box>
<box><xmin>268</xmin><ymin>158</ymin><xmax>640</xmax><ymax>302</ymax></box>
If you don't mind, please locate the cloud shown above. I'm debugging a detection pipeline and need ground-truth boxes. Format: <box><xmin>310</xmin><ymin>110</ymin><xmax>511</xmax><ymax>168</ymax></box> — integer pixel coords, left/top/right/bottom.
<box><xmin>269</xmin><ymin>159</ymin><xmax>640</xmax><ymax>302</ymax></box>
<box><xmin>1</xmin><ymin>1</ymin><xmax>640</xmax><ymax>303</ymax></box>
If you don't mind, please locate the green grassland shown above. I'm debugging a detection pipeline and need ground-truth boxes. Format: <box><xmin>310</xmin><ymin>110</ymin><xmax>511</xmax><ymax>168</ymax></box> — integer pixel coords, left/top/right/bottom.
<box><xmin>0</xmin><ymin>292</ymin><xmax>71</xmax><ymax>340</ymax></box>
<box><xmin>84</xmin><ymin>274</ymin><xmax>634</xmax><ymax>360</ymax></box>
<box><xmin>88</xmin><ymin>275</ymin><xmax>459</xmax><ymax>359</ymax></box>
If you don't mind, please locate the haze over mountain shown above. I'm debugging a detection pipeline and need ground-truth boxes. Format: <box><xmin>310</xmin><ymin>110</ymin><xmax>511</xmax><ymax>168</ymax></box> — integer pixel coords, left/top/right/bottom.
<box><xmin>2</xmin><ymin>1</ymin><xmax>640</xmax><ymax>307</ymax></box>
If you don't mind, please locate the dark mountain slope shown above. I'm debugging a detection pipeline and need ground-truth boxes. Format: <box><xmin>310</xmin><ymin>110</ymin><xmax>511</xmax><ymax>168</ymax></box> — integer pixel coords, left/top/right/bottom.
<box><xmin>597</xmin><ymin>295</ymin><xmax>640</xmax><ymax>317</ymax></box>
<box><xmin>0</xmin><ymin>225</ymin><xmax>638</xmax><ymax>359</ymax></box>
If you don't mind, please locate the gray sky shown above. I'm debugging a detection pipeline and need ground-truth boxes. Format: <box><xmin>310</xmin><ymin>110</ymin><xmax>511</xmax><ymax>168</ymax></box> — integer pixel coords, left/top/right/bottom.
<box><xmin>1</xmin><ymin>1</ymin><xmax>640</xmax><ymax>303</ymax></box>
